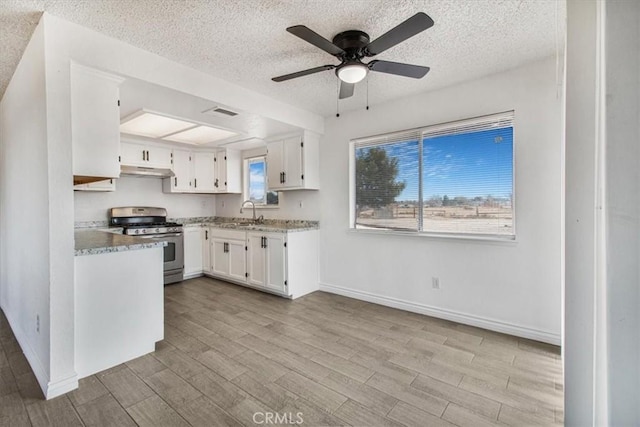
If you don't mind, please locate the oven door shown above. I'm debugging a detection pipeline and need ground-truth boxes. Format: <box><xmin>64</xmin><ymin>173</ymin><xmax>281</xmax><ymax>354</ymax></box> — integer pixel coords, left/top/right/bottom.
<box><xmin>140</xmin><ymin>232</ymin><xmax>184</xmax><ymax>283</ymax></box>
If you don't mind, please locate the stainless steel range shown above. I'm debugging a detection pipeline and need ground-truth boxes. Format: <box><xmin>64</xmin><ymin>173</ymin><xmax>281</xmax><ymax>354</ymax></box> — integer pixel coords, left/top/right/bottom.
<box><xmin>109</xmin><ymin>207</ymin><xmax>184</xmax><ymax>285</ymax></box>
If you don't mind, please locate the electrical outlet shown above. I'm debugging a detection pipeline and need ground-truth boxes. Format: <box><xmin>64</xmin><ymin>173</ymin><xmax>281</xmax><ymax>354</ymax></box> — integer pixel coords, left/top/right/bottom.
<box><xmin>432</xmin><ymin>277</ymin><xmax>440</xmax><ymax>289</ymax></box>
<box><xmin>36</xmin><ymin>314</ymin><xmax>40</xmax><ymax>333</ymax></box>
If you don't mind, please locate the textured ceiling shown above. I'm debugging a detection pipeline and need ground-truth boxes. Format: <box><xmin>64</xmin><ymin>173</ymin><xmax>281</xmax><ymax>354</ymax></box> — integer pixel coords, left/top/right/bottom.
<box><xmin>0</xmin><ymin>0</ymin><xmax>565</xmax><ymax>118</ymax></box>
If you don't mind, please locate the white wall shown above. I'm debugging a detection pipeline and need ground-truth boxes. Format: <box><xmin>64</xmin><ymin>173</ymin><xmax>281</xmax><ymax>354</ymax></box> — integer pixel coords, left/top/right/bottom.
<box><xmin>74</xmin><ymin>177</ymin><xmax>216</xmax><ymax>222</ymax></box>
<box><xmin>564</xmin><ymin>1</ymin><xmax>604</xmax><ymax>424</ymax></box>
<box><xmin>215</xmin><ymin>146</ymin><xmax>321</xmax><ymax>221</ymax></box>
<box><xmin>604</xmin><ymin>1</ymin><xmax>639</xmax><ymax>425</ymax></box>
<box><xmin>319</xmin><ymin>56</ymin><xmax>563</xmax><ymax>344</ymax></box>
<box><xmin>0</xmin><ymin>20</ymin><xmax>55</xmax><ymax>395</ymax></box>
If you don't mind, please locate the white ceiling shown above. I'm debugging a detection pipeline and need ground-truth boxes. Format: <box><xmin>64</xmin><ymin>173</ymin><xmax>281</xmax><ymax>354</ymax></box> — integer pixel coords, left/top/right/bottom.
<box><xmin>0</xmin><ymin>0</ymin><xmax>565</xmax><ymax>118</ymax></box>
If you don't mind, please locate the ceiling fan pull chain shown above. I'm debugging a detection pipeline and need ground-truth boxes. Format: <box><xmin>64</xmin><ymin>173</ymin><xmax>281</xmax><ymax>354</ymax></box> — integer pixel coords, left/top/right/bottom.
<box><xmin>336</xmin><ymin>79</ymin><xmax>340</xmax><ymax>118</ymax></box>
<box><xmin>366</xmin><ymin>76</ymin><xmax>370</xmax><ymax>110</ymax></box>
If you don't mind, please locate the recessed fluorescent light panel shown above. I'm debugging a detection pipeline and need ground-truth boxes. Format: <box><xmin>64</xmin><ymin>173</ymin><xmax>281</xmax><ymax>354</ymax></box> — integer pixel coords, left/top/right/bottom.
<box><xmin>120</xmin><ymin>112</ymin><xmax>195</xmax><ymax>138</ymax></box>
<box><xmin>164</xmin><ymin>125</ymin><xmax>237</xmax><ymax>145</ymax></box>
<box><xmin>120</xmin><ymin>111</ymin><xmax>237</xmax><ymax>145</ymax></box>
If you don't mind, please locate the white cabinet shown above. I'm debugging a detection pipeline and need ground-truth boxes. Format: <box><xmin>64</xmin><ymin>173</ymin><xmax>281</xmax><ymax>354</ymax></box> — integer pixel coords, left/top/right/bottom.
<box><xmin>210</xmin><ymin>229</ymin><xmax>246</xmax><ymax>282</ymax></box>
<box><xmin>121</xmin><ymin>141</ymin><xmax>172</xmax><ymax>169</ymax></box>
<box><xmin>164</xmin><ymin>151</ymin><xmax>218</xmax><ymax>194</ymax></box>
<box><xmin>74</xmin><ymin>178</ymin><xmax>116</xmax><ymax>192</ymax></box>
<box><xmin>165</xmin><ymin>149</ymin><xmax>192</xmax><ymax>192</ymax></box>
<box><xmin>193</xmin><ymin>152</ymin><xmax>216</xmax><ymax>192</ymax></box>
<box><xmin>184</xmin><ymin>227</ymin><xmax>204</xmax><ymax>278</ymax></box>
<box><xmin>247</xmin><ymin>232</ymin><xmax>287</xmax><ymax>294</ymax></box>
<box><xmin>266</xmin><ymin>132</ymin><xmax>320</xmax><ymax>191</ymax></box>
<box><xmin>203</xmin><ymin>227</ymin><xmax>212</xmax><ymax>274</ymax></box>
<box><xmin>205</xmin><ymin>227</ymin><xmax>318</xmax><ymax>299</ymax></box>
<box><xmin>71</xmin><ymin>64</ymin><xmax>124</xmax><ymax>183</ymax></box>
<box><xmin>214</xmin><ymin>149</ymin><xmax>242</xmax><ymax>193</ymax></box>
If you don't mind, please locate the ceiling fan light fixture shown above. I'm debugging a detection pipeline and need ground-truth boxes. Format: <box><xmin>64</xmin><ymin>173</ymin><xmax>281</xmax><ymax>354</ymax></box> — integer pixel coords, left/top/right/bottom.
<box><xmin>337</xmin><ymin>62</ymin><xmax>368</xmax><ymax>84</ymax></box>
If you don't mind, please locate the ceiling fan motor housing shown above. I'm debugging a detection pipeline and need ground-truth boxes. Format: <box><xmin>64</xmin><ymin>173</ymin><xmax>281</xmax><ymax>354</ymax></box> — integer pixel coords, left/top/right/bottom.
<box><xmin>332</xmin><ymin>30</ymin><xmax>371</xmax><ymax>60</ymax></box>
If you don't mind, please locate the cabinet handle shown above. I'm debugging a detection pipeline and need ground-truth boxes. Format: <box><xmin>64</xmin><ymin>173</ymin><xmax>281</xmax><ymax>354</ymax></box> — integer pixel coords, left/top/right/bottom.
<box><xmin>142</xmin><ymin>150</ymin><xmax>146</xmax><ymax>161</ymax></box>
<box><xmin>194</xmin><ymin>178</ymin><xmax>197</xmax><ymax>188</ymax></box>
<box><xmin>282</xmin><ymin>171</ymin><xmax>286</xmax><ymax>183</ymax></box>
<box><xmin>260</xmin><ymin>237</ymin><xmax>264</xmax><ymax>248</ymax></box>
<box><xmin>214</xmin><ymin>179</ymin><xmax>219</xmax><ymax>188</ymax></box>
<box><xmin>280</xmin><ymin>172</ymin><xmax>283</xmax><ymax>183</ymax></box>
<box><xmin>263</xmin><ymin>237</ymin><xmax>268</xmax><ymax>248</ymax></box>
<box><xmin>205</xmin><ymin>230</ymin><xmax>208</xmax><ymax>240</ymax></box>
<box><xmin>147</xmin><ymin>150</ymin><xmax>150</xmax><ymax>161</ymax></box>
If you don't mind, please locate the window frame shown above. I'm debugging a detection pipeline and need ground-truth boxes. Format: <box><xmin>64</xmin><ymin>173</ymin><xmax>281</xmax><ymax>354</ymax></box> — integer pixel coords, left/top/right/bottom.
<box><xmin>244</xmin><ymin>155</ymin><xmax>280</xmax><ymax>209</ymax></box>
<box><xmin>349</xmin><ymin>111</ymin><xmax>516</xmax><ymax>241</ymax></box>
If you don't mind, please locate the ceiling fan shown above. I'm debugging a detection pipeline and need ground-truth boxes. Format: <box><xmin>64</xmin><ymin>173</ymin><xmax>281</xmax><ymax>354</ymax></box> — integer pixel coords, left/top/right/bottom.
<box><xmin>272</xmin><ymin>12</ymin><xmax>434</xmax><ymax>99</ymax></box>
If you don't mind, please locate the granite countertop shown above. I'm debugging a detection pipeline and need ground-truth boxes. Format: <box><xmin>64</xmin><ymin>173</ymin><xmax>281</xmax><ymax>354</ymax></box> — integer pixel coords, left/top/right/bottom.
<box><xmin>75</xmin><ymin>229</ymin><xmax>166</xmax><ymax>256</ymax></box>
<box><xmin>180</xmin><ymin>217</ymin><xmax>319</xmax><ymax>233</ymax></box>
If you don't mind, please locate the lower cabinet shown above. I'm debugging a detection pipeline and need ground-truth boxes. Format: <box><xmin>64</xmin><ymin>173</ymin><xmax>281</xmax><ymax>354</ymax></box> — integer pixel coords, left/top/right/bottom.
<box><xmin>183</xmin><ymin>227</ymin><xmax>203</xmax><ymax>278</ymax></box>
<box><xmin>247</xmin><ymin>232</ymin><xmax>287</xmax><ymax>294</ymax></box>
<box><xmin>201</xmin><ymin>227</ymin><xmax>318</xmax><ymax>298</ymax></box>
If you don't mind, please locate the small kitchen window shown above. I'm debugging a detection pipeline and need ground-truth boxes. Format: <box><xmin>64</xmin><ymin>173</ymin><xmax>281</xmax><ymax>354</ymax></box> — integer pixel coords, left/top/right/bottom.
<box><xmin>245</xmin><ymin>156</ymin><xmax>279</xmax><ymax>207</ymax></box>
<box><xmin>351</xmin><ymin>111</ymin><xmax>515</xmax><ymax>239</ymax></box>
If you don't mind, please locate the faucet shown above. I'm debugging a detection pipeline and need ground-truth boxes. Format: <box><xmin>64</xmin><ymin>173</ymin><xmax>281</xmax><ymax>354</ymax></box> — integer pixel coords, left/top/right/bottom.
<box><xmin>240</xmin><ymin>200</ymin><xmax>263</xmax><ymax>224</ymax></box>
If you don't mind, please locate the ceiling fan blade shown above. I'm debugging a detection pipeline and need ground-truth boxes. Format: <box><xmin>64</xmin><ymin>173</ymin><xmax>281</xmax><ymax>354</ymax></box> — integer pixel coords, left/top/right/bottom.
<box><xmin>368</xmin><ymin>60</ymin><xmax>430</xmax><ymax>79</ymax></box>
<box><xmin>287</xmin><ymin>25</ymin><xmax>345</xmax><ymax>56</ymax></box>
<box><xmin>272</xmin><ymin>65</ymin><xmax>336</xmax><ymax>82</ymax></box>
<box><xmin>339</xmin><ymin>81</ymin><xmax>355</xmax><ymax>99</ymax></box>
<box><xmin>365</xmin><ymin>12</ymin><xmax>434</xmax><ymax>56</ymax></box>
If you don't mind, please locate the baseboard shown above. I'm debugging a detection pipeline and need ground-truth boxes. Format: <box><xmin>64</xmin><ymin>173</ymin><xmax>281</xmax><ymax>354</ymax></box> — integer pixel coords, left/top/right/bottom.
<box><xmin>2</xmin><ymin>307</ymin><xmax>79</xmax><ymax>399</ymax></box>
<box><xmin>46</xmin><ymin>374</ymin><xmax>79</xmax><ymax>399</ymax></box>
<box><xmin>319</xmin><ymin>282</ymin><xmax>561</xmax><ymax>345</ymax></box>
<box><xmin>182</xmin><ymin>272</ymin><xmax>204</xmax><ymax>280</ymax></box>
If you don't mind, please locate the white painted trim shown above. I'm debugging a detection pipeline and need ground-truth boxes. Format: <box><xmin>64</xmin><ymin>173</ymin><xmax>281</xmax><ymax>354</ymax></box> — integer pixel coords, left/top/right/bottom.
<box><xmin>46</xmin><ymin>374</ymin><xmax>79</xmax><ymax>399</ymax></box>
<box><xmin>319</xmin><ymin>282</ymin><xmax>561</xmax><ymax>345</ymax></box>
<box><xmin>2</xmin><ymin>307</ymin><xmax>79</xmax><ymax>398</ymax></box>
<box><xmin>182</xmin><ymin>272</ymin><xmax>204</xmax><ymax>280</ymax></box>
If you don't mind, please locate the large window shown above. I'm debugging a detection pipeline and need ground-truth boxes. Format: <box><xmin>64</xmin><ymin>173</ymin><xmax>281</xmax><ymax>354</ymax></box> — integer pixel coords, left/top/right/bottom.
<box><xmin>352</xmin><ymin>112</ymin><xmax>514</xmax><ymax>238</ymax></box>
<box><xmin>245</xmin><ymin>156</ymin><xmax>278</xmax><ymax>207</ymax></box>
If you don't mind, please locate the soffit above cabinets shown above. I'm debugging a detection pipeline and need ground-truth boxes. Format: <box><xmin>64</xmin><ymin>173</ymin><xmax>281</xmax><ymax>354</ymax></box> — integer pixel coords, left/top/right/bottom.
<box><xmin>118</xmin><ymin>77</ymin><xmax>301</xmax><ymax>151</ymax></box>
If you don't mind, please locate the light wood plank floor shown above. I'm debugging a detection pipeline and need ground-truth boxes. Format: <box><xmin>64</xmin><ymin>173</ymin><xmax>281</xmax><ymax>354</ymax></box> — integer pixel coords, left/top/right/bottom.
<box><xmin>0</xmin><ymin>277</ymin><xmax>563</xmax><ymax>426</ymax></box>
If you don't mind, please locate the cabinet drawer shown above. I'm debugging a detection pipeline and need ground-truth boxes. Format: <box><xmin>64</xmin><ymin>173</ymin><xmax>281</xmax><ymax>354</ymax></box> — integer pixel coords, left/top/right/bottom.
<box><xmin>209</xmin><ymin>228</ymin><xmax>246</xmax><ymax>241</ymax></box>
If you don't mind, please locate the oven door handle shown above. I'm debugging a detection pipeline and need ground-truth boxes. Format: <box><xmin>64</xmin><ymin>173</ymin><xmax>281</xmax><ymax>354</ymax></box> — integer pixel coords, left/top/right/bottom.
<box><xmin>139</xmin><ymin>233</ymin><xmax>183</xmax><ymax>239</ymax></box>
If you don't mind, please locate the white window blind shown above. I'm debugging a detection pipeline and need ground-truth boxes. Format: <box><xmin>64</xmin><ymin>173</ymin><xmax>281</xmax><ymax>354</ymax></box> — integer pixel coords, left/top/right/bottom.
<box><xmin>352</xmin><ymin>111</ymin><xmax>515</xmax><ymax>238</ymax></box>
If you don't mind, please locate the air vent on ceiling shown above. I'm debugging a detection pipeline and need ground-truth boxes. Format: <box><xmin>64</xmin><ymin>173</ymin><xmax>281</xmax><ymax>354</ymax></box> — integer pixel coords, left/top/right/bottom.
<box><xmin>202</xmin><ymin>106</ymin><xmax>239</xmax><ymax>117</ymax></box>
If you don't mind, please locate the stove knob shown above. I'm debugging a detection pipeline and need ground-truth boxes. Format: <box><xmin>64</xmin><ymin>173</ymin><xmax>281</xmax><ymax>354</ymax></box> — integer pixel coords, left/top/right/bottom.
<box><xmin>135</xmin><ymin>229</ymin><xmax>139</xmax><ymax>234</ymax></box>
<box><xmin>141</xmin><ymin>229</ymin><xmax>146</xmax><ymax>234</ymax></box>
<box><xmin>155</xmin><ymin>228</ymin><xmax>160</xmax><ymax>233</ymax></box>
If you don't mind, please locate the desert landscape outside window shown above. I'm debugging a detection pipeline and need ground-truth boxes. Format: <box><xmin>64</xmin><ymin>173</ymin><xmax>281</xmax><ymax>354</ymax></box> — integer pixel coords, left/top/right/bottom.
<box><xmin>353</xmin><ymin>111</ymin><xmax>514</xmax><ymax>238</ymax></box>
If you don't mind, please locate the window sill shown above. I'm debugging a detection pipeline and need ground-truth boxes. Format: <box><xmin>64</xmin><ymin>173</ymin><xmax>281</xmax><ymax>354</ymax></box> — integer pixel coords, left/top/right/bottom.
<box><xmin>253</xmin><ymin>205</ymin><xmax>280</xmax><ymax>210</ymax></box>
<box><xmin>348</xmin><ymin>227</ymin><xmax>517</xmax><ymax>243</ymax></box>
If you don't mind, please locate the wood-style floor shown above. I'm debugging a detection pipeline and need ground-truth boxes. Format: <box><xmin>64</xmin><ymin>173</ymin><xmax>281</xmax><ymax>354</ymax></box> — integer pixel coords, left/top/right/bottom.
<box><xmin>0</xmin><ymin>277</ymin><xmax>563</xmax><ymax>426</ymax></box>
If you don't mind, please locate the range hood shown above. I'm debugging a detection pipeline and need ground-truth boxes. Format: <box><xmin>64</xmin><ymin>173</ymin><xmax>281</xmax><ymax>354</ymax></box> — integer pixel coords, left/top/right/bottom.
<box><xmin>120</xmin><ymin>165</ymin><xmax>175</xmax><ymax>178</ymax></box>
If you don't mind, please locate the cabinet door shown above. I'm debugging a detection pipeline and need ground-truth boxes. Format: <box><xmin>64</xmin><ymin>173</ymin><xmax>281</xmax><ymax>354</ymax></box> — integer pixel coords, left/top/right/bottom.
<box><xmin>282</xmin><ymin>136</ymin><xmax>303</xmax><ymax>188</ymax></box>
<box><xmin>214</xmin><ymin>151</ymin><xmax>227</xmax><ymax>193</ymax></box>
<box><xmin>266</xmin><ymin>141</ymin><xmax>284</xmax><ymax>190</ymax></box>
<box><xmin>193</xmin><ymin>152</ymin><xmax>216</xmax><ymax>193</ymax></box>
<box><xmin>71</xmin><ymin>64</ymin><xmax>122</xmax><ymax>179</ymax></box>
<box><xmin>265</xmin><ymin>234</ymin><xmax>287</xmax><ymax>293</ymax></box>
<box><xmin>227</xmin><ymin>239</ymin><xmax>247</xmax><ymax>282</ymax></box>
<box><xmin>120</xmin><ymin>142</ymin><xmax>148</xmax><ymax>167</ymax></box>
<box><xmin>202</xmin><ymin>228</ymin><xmax>212</xmax><ymax>274</ymax></box>
<box><xmin>211</xmin><ymin>238</ymin><xmax>229</xmax><ymax>277</ymax></box>
<box><xmin>146</xmin><ymin>145</ymin><xmax>172</xmax><ymax>169</ymax></box>
<box><xmin>246</xmin><ymin>233</ymin><xmax>266</xmax><ymax>287</ymax></box>
<box><xmin>184</xmin><ymin>227</ymin><xmax>203</xmax><ymax>276</ymax></box>
<box><xmin>171</xmin><ymin>150</ymin><xmax>192</xmax><ymax>192</ymax></box>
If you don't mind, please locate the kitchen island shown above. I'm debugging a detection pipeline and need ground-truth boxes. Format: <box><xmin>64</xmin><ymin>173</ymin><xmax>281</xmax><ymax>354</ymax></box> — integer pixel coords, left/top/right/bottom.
<box><xmin>74</xmin><ymin>229</ymin><xmax>165</xmax><ymax>378</ymax></box>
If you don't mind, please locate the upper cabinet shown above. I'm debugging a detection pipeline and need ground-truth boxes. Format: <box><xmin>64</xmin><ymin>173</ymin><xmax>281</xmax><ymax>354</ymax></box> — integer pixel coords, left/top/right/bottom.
<box><xmin>162</xmin><ymin>149</ymin><xmax>240</xmax><ymax>194</ymax></box>
<box><xmin>214</xmin><ymin>149</ymin><xmax>241</xmax><ymax>194</ymax></box>
<box><xmin>71</xmin><ymin>64</ymin><xmax>124</xmax><ymax>184</ymax></box>
<box><xmin>120</xmin><ymin>141</ymin><xmax>172</xmax><ymax>169</ymax></box>
<box><xmin>266</xmin><ymin>132</ymin><xmax>319</xmax><ymax>191</ymax></box>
